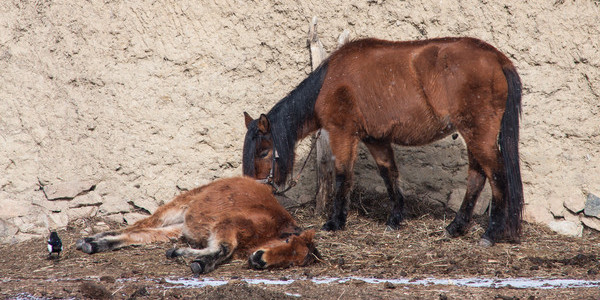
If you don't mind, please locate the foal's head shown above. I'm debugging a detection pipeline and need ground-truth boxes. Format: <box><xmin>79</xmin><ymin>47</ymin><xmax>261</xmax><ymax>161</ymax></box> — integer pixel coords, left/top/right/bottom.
<box><xmin>243</xmin><ymin>112</ymin><xmax>279</xmax><ymax>184</ymax></box>
<box><xmin>248</xmin><ymin>230</ymin><xmax>320</xmax><ymax>269</ymax></box>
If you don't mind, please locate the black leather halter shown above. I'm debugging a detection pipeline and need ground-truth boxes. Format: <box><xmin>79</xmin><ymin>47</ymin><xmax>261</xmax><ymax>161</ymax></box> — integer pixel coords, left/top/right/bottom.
<box><xmin>255</xmin><ymin>129</ymin><xmax>321</xmax><ymax>195</ymax></box>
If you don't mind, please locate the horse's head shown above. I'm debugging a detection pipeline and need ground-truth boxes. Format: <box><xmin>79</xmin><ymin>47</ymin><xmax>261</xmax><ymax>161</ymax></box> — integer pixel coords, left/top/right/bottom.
<box><xmin>243</xmin><ymin>112</ymin><xmax>280</xmax><ymax>185</ymax></box>
<box><xmin>248</xmin><ymin>230</ymin><xmax>320</xmax><ymax>269</ymax></box>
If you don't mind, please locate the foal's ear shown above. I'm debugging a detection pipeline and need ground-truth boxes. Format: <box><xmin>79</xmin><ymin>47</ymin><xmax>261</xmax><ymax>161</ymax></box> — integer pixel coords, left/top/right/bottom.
<box><xmin>299</xmin><ymin>229</ymin><xmax>316</xmax><ymax>243</ymax></box>
<box><xmin>244</xmin><ymin>112</ymin><xmax>254</xmax><ymax>129</ymax></box>
<box><xmin>257</xmin><ymin>114</ymin><xmax>270</xmax><ymax>134</ymax></box>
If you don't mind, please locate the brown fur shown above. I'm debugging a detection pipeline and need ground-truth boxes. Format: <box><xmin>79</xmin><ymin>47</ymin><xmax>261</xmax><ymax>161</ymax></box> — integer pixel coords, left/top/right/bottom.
<box><xmin>76</xmin><ymin>177</ymin><xmax>319</xmax><ymax>274</ymax></box>
<box><xmin>244</xmin><ymin>37</ymin><xmax>523</xmax><ymax>245</ymax></box>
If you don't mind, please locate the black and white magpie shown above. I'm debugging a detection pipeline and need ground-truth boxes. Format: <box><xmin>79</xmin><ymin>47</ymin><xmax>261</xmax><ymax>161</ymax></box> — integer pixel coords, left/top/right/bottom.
<box><xmin>48</xmin><ymin>231</ymin><xmax>63</xmax><ymax>259</ymax></box>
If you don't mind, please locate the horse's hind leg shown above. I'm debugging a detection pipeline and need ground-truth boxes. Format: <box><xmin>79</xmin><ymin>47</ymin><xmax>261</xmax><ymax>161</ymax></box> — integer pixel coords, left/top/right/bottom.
<box><xmin>446</xmin><ymin>152</ymin><xmax>486</xmax><ymax>237</ymax></box>
<box><xmin>460</xmin><ymin>127</ymin><xmax>508</xmax><ymax>246</ymax></box>
<box><xmin>363</xmin><ymin>140</ymin><xmax>405</xmax><ymax>229</ymax></box>
<box><xmin>481</xmin><ymin>168</ymin><xmax>510</xmax><ymax>246</ymax></box>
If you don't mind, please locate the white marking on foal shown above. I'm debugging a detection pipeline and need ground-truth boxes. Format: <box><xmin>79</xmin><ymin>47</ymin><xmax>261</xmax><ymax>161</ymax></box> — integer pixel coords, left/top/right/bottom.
<box><xmin>174</xmin><ymin>233</ymin><xmax>222</xmax><ymax>257</ymax></box>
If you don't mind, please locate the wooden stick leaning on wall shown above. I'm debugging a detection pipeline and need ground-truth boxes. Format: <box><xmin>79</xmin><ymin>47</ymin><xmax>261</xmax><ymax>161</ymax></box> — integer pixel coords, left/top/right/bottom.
<box><xmin>308</xmin><ymin>16</ymin><xmax>350</xmax><ymax>217</ymax></box>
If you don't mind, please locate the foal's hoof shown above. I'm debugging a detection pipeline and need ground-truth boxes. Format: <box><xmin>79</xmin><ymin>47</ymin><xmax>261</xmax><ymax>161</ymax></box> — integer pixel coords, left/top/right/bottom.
<box><xmin>321</xmin><ymin>220</ymin><xmax>344</xmax><ymax>231</ymax></box>
<box><xmin>75</xmin><ymin>237</ymin><xmax>93</xmax><ymax>250</ymax></box>
<box><xmin>75</xmin><ymin>238</ymin><xmax>85</xmax><ymax>250</ymax></box>
<box><xmin>80</xmin><ymin>242</ymin><xmax>98</xmax><ymax>254</ymax></box>
<box><xmin>165</xmin><ymin>248</ymin><xmax>178</xmax><ymax>259</ymax></box>
<box><xmin>190</xmin><ymin>261</ymin><xmax>206</xmax><ymax>275</ymax></box>
<box><xmin>479</xmin><ymin>238</ymin><xmax>494</xmax><ymax>247</ymax></box>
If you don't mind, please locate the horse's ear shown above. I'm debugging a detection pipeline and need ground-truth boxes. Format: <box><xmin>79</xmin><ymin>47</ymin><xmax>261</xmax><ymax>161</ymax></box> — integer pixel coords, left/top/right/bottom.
<box><xmin>244</xmin><ymin>112</ymin><xmax>254</xmax><ymax>129</ymax></box>
<box><xmin>257</xmin><ymin>114</ymin><xmax>270</xmax><ymax>134</ymax></box>
<box><xmin>299</xmin><ymin>229</ymin><xmax>316</xmax><ymax>243</ymax></box>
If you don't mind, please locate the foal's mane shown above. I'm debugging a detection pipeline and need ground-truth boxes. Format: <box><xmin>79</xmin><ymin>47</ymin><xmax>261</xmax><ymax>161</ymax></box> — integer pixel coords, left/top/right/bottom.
<box><xmin>251</xmin><ymin>61</ymin><xmax>329</xmax><ymax>185</ymax></box>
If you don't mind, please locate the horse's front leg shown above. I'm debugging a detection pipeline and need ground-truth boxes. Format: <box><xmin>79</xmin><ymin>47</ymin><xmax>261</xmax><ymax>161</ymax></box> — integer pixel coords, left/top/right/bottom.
<box><xmin>166</xmin><ymin>239</ymin><xmax>235</xmax><ymax>274</ymax></box>
<box><xmin>322</xmin><ymin>173</ymin><xmax>352</xmax><ymax>231</ymax></box>
<box><xmin>167</xmin><ymin>218</ymin><xmax>241</xmax><ymax>274</ymax></box>
<box><xmin>189</xmin><ymin>243</ymin><xmax>234</xmax><ymax>274</ymax></box>
<box><xmin>321</xmin><ymin>133</ymin><xmax>358</xmax><ymax>231</ymax></box>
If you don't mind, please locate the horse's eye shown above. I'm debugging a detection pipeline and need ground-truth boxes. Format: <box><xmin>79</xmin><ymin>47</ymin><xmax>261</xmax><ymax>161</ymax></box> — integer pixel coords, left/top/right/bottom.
<box><xmin>285</xmin><ymin>238</ymin><xmax>289</xmax><ymax>243</ymax></box>
<box><xmin>259</xmin><ymin>150</ymin><xmax>269</xmax><ymax>158</ymax></box>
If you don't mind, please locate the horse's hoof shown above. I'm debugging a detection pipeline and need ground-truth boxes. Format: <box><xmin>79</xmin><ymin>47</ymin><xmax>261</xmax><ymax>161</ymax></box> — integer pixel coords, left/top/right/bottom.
<box><xmin>165</xmin><ymin>248</ymin><xmax>178</xmax><ymax>259</ymax></box>
<box><xmin>385</xmin><ymin>215</ymin><xmax>404</xmax><ymax>230</ymax></box>
<box><xmin>445</xmin><ymin>221</ymin><xmax>469</xmax><ymax>238</ymax></box>
<box><xmin>190</xmin><ymin>261</ymin><xmax>205</xmax><ymax>274</ymax></box>
<box><xmin>442</xmin><ymin>229</ymin><xmax>453</xmax><ymax>240</ymax></box>
<box><xmin>321</xmin><ymin>220</ymin><xmax>344</xmax><ymax>231</ymax></box>
<box><xmin>479</xmin><ymin>238</ymin><xmax>494</xmax><ymax>247</ymax></box>
<box><xmin>445</xmin><ymin>226</ymin><xmax>458</xmax><ymax>238</ymax></box>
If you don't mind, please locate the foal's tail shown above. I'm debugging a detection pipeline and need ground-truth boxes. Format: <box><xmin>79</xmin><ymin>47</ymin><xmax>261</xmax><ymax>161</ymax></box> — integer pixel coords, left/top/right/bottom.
<box><xmin>499</xmin><ymin>65</ymin><xmax>524</xmax><ymax>241</ymax></box>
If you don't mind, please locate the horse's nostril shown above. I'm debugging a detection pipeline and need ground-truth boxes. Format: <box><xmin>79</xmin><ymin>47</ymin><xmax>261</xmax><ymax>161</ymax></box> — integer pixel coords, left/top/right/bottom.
<box><xmin>249</xmin><ymin>250</ymin><xmax>267</xmax><ymax>269</ymax></box>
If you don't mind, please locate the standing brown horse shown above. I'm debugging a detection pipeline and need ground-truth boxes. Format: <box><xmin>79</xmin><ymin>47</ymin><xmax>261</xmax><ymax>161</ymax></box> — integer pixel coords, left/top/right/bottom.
<box><xmin>243</xmin><ymin>37</ymin><xmax>523</xmax><ymax>246</ymax></box>
<box><xmin>76</xmin><ymin>177</ymin><xmax>319</xmax><ymax>274</ymax></box>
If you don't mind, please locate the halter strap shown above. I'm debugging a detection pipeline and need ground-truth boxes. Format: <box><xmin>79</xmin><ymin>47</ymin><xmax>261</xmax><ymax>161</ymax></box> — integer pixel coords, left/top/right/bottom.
<box><xmin>256</xmin><ymin>129</ymin><xmax>322</xmax><ymax>195</ymax></box>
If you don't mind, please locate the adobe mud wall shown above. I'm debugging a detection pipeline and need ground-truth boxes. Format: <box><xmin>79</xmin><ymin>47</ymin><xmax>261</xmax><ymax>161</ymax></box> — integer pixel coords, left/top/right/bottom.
<box><xmin>1</xmin><ymin>0</ymin><xmax>599</xmax><ymax>242</ymax></box>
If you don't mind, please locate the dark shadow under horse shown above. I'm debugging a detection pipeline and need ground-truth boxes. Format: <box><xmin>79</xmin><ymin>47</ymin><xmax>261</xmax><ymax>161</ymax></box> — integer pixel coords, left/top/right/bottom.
<box><xmin>243</xmin><ymin>37</ymin><xmax>523</xmax><ymax>246</ymax></box>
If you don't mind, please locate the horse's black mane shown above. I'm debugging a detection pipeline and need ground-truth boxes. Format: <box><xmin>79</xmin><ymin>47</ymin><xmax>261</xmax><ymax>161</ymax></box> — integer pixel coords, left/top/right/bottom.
<box><xmin>243</xmin><ymin>61</ymin><xmax>329</xmax><ymax>185</ymax></box>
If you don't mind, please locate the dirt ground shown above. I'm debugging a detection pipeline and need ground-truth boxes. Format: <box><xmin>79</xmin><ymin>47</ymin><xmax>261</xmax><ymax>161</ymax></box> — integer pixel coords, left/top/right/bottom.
<box><xmin>1</xmin><ymin>193</ymin><xmax>599</xmax><ymax>299</ymax></box>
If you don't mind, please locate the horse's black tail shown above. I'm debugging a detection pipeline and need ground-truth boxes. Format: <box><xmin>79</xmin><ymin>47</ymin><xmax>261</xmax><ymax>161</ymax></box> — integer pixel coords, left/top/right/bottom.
<box><xmin>499</xmin><ymin>65</ymin><xmax>524</xmax><ymax>241</ymax></box>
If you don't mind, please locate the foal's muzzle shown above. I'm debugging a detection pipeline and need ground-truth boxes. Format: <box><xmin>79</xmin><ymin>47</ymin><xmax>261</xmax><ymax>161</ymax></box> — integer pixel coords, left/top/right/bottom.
<box><xmin>248</xmin><ymin>250</ymin><xmax>267</xmax><ymax>269</ymax></box>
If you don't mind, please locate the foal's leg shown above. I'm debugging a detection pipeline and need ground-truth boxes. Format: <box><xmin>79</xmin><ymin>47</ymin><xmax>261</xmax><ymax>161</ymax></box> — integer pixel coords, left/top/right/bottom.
<box><xmin>76</xmin><ymin>225</ymin><xmax>183</xmax><ymax>254</ymax></box>
<box><xmin>445</xmin><ymin>152</ymin><xmax>486</xmax><ymax>237</ymax></box>
<box><xmin>166</xmin><ymin>231</ymin><xmax>237</xmax><ymax>274</ymax></box>
<box><xmin>167</xmin><ymin>217</ymin><xmax>244</xmax><ymax>274</ymax></box>
<box><xmin>321</xmin><ymin>132</ymin><xmax>359</xmax><ymax>231</ymax></box>
<box><xmin>76</xmin><ymin>199</ymin><xmax>187</xmax><ymax>254</ymax></box>
<box><xmin>363</xmin><ymin>140</ymin><xmax>405</xmax><ymax>229</ymax></box>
